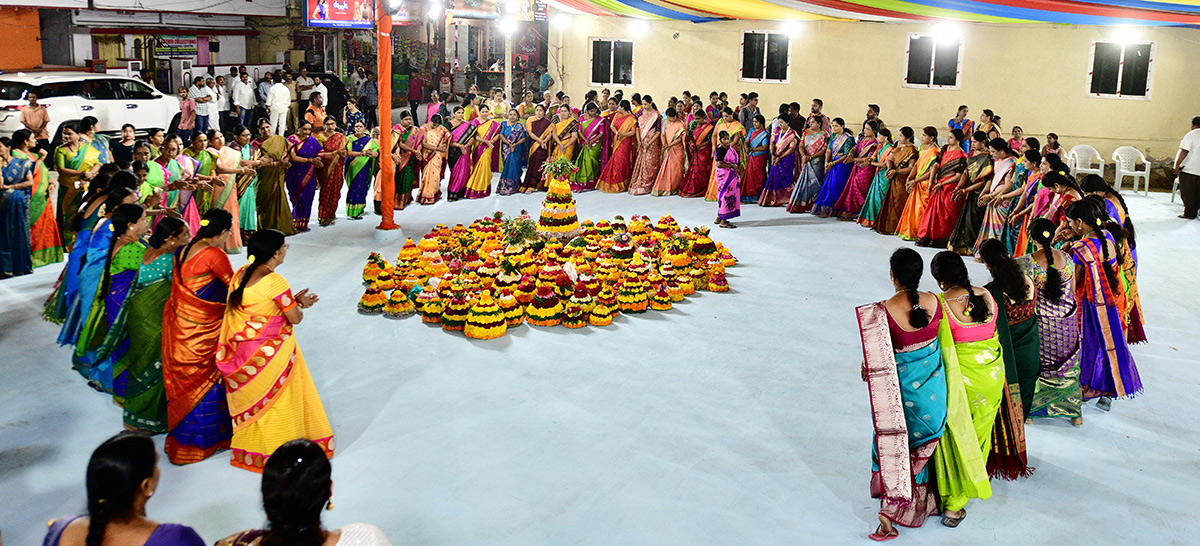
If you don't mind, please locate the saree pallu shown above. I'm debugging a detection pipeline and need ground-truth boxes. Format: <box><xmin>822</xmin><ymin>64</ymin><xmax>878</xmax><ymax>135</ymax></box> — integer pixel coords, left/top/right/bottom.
<box><xmin>1017</xmin><ymin>256</ymin><xmax>1082</xmax><ymax>420</ymax></box>
<box><xmin>234</xmin><ymin>145</ymin><xmax>259</xmax><ymax>234</ymax></box>
<box><xmin>811</xmin><ymin>134</ymin><xmax>855</xmax><ymax>217</ymax></box>
<box><xmin>948</xmin><ymin>154</ymin><xmax>994</xmax><ymax>254</ymax></box>
<box><xmin>58</xmin><ymin>220</ymin><xmax>113</xmax><ymax>347</ymax></box>
<box><xmin>54</xmin><ymin>143</ymin><xmax>100</xmax><ymax>246</ymax></box>
<box><xmin>112</xmin><ymin>254</ymin><xmax>174</xmax><ymax>433</ymax></box>
<box><xmin>629</xmin><ymin>114</ymin><xmax>663</xmax><ymax>195</ymax></box>
<box><xmin>1118</xmin><ymin>242</ymin><xmax>1146</xmax><ymax>344</ymax></box>
<box><xmin>210</xmin><ymin>147</ymin><xmax>244</xmax><ymax>250</ymax></box>
<box><xmin>972</xmin><ymin>158</ymin><xmax>1017</xmax><ymax>257</ymax></box>
<box><xmin>895</xmin><ymin>147</ymin><xmax>941</xmax><ymax>240</ymax></box>
<box><xmin>73</xmin><ymin>243</ymin><xmax>145</xmax><ymax>395</ymax></box>
<box><xmin>252</xmin><ymin>137</ymin><xmax>296</xmax><ymax>236</ymax></box>
<box><xmin>857</xmin><ymin>303</ymin><xmax>946</xmax><ymax>528</ymax></box>
<box><xmin>163</xmin><ymin>246</ymin><xmax>234</xmax><ymax>464</ymax></box>
<box><xmin>217</xmin><ymin>270</ymin><xmax>334</xmax><ymax>472</ymax></box>
<box><xmin>314</xmin><ymin>133</ymin><xmax>347</xmax><ymax>224</ymax></box>
<box><xmin>389</xmin><ymin>127</ymin><xmax>425</xmax><ymax>208</ymax></box>
<box><xmin>284</xmin><ymin>136</ymin><xmax>321</xmax><ymax>231</ymax></box>
<box><xmin>551</xmin><ymin>118</ymin><xmax>579</xmax><ymax>162</ymax></box>
<box><xmin>44</xmin><ymin>205</ymin><xmax>103</xmax><ymax>323</ymax></box>
<box><xmin>161</xmin><ymin>158</ymin><xmax>204</xmax><ymax>237</ymax></box>
<box><xmin>1072</xmin><ymin>237</ymin><xmax>1142</xmax><ymax>399</ymax></box>
<box><xmin>182</xmin><ymin>148</ymin><xmax>217</xmax><ymax>216</ymax></box>
<box><xmin>931</xmin><ymin>295</ymin><xmax>1000</xmax><ymax>513</ymax></box>
<box><xmin>1003</xmin><ymin>172</ymin><xmax>1039</xmax><ymax>253</ymax></box>
<box><xmin>13</xmin><ymin>150</ymin><xmax>63</xmax><ymax>268</ymax></box>
<box><xmin>446</xmin><ymin>121</ymin><xmax>477</xmax><ymax>200</ymax></box>
<box><xmin>650</xmin><ymin>121</ymin><xmax>687</xmax><ymax>196</ymax></box>
<box><xmin>985</xmin><ymin>283</ymin><xmax>1036</xmax><ymax>480</ymax></box>
<box><xmin>716</xmin><ymin>148</ymin><xmax>741</xmax><ymax>220</ymax></box>
<box><xmin>499</xmin><ymin>121</ymin><xmax>528</xmax><ymax>195</ymax></box>
<box><xmin>419</xmin><ymin>126</ymin><xmax>448</xmax><ymax>204</ymax></box>
<box><xmin>344</xmin><ymin>136</ymin><xmax>378</xmax><ymax>217</ymax></box>
<box><xmin>856</xmin><ymin>144</ymin><xmax>894</xmax><ymax>227</ymax></box>
<box><xmin>572</xmin><ymin>118</ymin><xmax>603</xmax><ymax>192</ymax></box>
<box><xmin>0</xmin><ymin>159</ymin><xmax>33</xmax><ymax>277</ymax></box>
<box><xmin>522</xmin><ymin>117</ymin><xmax>554</xmax><ymax>191</ymax></box>
<box><xmin>741</xmin><ymin>129</ymin><xmax>769</xmax><ymax>202</ymax></box>
<box><xmin>762</xmin><ymin>131</ymin><xmax>799</xmax><ymax>208</ymax></box>
<box><xmin>678</xmin><ymin>123</ymin><xmax>713</xmax><ymax>197</ymax></box>
<box><xmin>916</xmin><ymin>148</ymin><xmax>969</xmax><ymax>247</ymax></box>
<box><xmin>599</xmin><ymin>111</ymin><xmax>615</xmax><ymax>165</ymax></box>
<box><xmin>831</xmin><ymin>138</ymin><xmax>881</xmax><ymax>219</ymax></box>
<box><xmin>465</xmin><ymin>120</ymin><xmax>500</xmax><ymax>199</ymax></box>
<box><xmin>704</xmin><ymin>121</ymin><xmax>746</xmax><ymax>201</ymax></box>
<box><xmin>873</xmin><ymin>145</ymin><xmax>915</xmax><ymax>235</ymax></box>
<box><xmin>787</xmin><ymin>132</ymin><xmax>829</xmax><ymax>213</ymax></box>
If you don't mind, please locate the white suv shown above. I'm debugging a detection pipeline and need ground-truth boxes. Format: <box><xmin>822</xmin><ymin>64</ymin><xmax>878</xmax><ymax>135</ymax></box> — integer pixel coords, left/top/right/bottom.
<box><xmin>0</xmin><ymin>72</ymin><xmax>180</xmax><ymax>143</ymax></box>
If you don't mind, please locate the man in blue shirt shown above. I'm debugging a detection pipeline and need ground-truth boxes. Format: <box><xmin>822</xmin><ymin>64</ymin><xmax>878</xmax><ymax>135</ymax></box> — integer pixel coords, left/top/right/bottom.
<box><xmin>537</xmin><ymin>66</ymin><xmax>554</xmax><ymax>94</ymax></box>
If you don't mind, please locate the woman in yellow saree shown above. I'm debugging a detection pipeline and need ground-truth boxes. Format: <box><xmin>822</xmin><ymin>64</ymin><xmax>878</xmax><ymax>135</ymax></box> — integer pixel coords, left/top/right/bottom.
<box><xmin>550</xmin><ymin>105</ymin><xmax>579</xmax><ymax>162</ymax></box>
<box><xmin>251</xmin><ymin>122</ymin><xmax>296</xmax><ymax>236</ymax></box>
<box><xmin>217</xmin><ymin>229</ymin><xmax>334</xmax><ymax>472</ymax></box>
<box><xmin>465</xmin><ymin>105</ymin><xmax>500</xmax><ymax>199</ymax></box>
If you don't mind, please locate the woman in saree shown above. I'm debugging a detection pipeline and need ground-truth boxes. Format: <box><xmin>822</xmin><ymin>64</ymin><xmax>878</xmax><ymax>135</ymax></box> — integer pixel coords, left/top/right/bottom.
<box><xmin>498</xmin><ymin>109</ymin><xmax>528</xmax><ymax>195</ymax></box>
<box><xmin>741</xmin><ymin>115</ymin><xmax>769</xmax><ymax>203</ymax></box>
<box><xmin>183</xmin><ymin>132</ymin><xmax>220</xmax><ymax>217</ymax></box>
<box><xmin>58</xmin><ymin>187</ymin><xmax>139</xmax><ymax>347</ymax></box>
<box><xmin>390</xmin><ymin>111</ymin><xmax>426</xmax><ymax>208</ymax></box>
<box><xmin>230</xmin><ymin>125</ymin><xmax>264</xmax><ymax>241</ymax></box>
<box><xmin>650</xmin><ymin>107</ymin><xmax>688</xmax><ymax>197</ymax></box>
<box><xmin>163</xmin><ymin>209</ymin><xmax>236</xmax><ymax>464</ymax></box>
<box><xmin>572</xmin><ymin>103</ymin><xmax>604</xmax><ymax>193</ymax></box>
<box><xmin>217</xmin><ymin>230</ymin><xmax>334</xmax><ymax>471</ymax></box>
<box><xmin>54</xmin><ymin>122</ymin><xmax>102</xmax><ymax>243</ymax></box>
<box><xmin>679</xmin><ymin>109</ymin><xmax>713</xmax><ymax>198</ymax></box>
<box><xmin>760</xmin><ymin>115</ymin><xmax>799</xmax><ymax>208</ymax></box>
<box><xmin>1018</xmin><ymin>218</ymin><xmax>1083</xmax><ymax>427</ymax></box>
<box><xmin>343</xmin><ymin>120</ymin><xmax>379</xmax><ymax>218</ymax></box>
<box><xmin>418</xmin><ymin>115</ymin><xmax>449</xmax><ymax>204</ymax></box>
<box><xmin>10</xmin><ymin>130</ymin><xmax>63</xmax><ymax>267</ymax></box>
<box><xmin>872</xmin><ymin>127</ymin><xmax>917</xmax><ymax>235</ymax></box>
<box><xmin>895</xmin><ymin>127</ymin><xmax>941</xmax><ymax>241</ymax></box>
<box><xmin>521</xmin><ymin>104</ymin><xmax>554</xmax><ymax>193</ymax></box>
<box><xmin>930</xmin><ymin>251</ymin><xmax>1002</xmax><ymax>527</ymax></box>
<box><xmin>207</xmin><ymin>130</ymin><xmax>248</xmax><ymax>252</ymax></box>
<box><xmin>1008</xmin><ymin>155</ymin><xmax>1060</xmax><ymax>257</ymax></box>
<box><xmin>786</xmin><ymin>116</ymin><xmax>828</xmax><ymax>213</ymax></box>
<box><xmin>915</xmin><ymin>129</ymin><xmax>968</xmax><ymax>248</ymax></box>
<box><xmin>0</xmin><ymin>136</ymin><xmax>35</xmax><ymax>278</ymax></box>
<box><xmin>1079</xmin><ymin>179</ymin><xmax>1144</xmax><ymax>343</ymax></box>
<box><xmin>948</xmin><ymin>132</ymin><xmax>995</xmax><ymax>255</ymax></box>
<box><xmin>72</xmin><ymin>204</ymin><xmax>148</xmax><ymax>396</ymax></box>
<box><xmin>313</xmin><ymin>117</ymin><xmax>347</xmax><ymax>226</ymax></box>
<box><xmin>1002</xmin><ymin>151</ymin><xmax>1043</xmax><ymax>253</ymax></box>
<box><xmin>857</xmin><ymin>248</ymin><xmax>947</xmax><ymax>539</ymax></box>
<box><xmin>713</xmin><ymin>131</ymin><xmax>741</xmax><ymax>229</ymax></box>
<box><xmin>445</xmin><ymin>107</ymin><xmax>478</xmax><ymax>201</ymax></box>
<box><xmin>597</xmin><ymin>100</ymin><xmax>638</xmax><ymax>194</ymax></box>
<box><xmin>856</xmin><ymin>129</ymin><xmax>894</xmax><ymax>228</ymax></box>
<box><xmin>465</xmin><ymin>104</ymin><xmax>500</xmax><ymax>199</ymax></box>
<box><xmin>812</xmin><ymin>118</ymin><xmax>855</xmax><ymax>217</ymax></box>
<box><xmin>550</xmin><ymin>104</ymin><xmax>580</xmax><ymax>163</ymax></box>
<box><xmin>704</xmin><ymin>107</ymin><xmax>745</xmax><ymax>201</ymax></box>
<box><xmin>158</xmin><ymin>137</ymin><xmax>206</xmax><ymax>237</ymax></box>
<box><xmin>44</xmin><ymin>172</ymin><xmax>113</xmax><ymax>322</ymax></box>
<box><xmin>599</xmin><ymin>97</ymin><xmax>619</xmax><ymax>165</ymax></box>
<box><xmin>972</xmin><ymin>138</ymin><xmax>1019</xmax><ymax>259</ymax></box>
<box><xmin>1064</xmin><ymin>201</ymin><xmax>1142</xmax><ymax>409</ymax></box>
<box><xmin>831</xmin><ymin>120</ymin><xmax>881</xmax><ymax>219</ymax></box>
<box><xmin>628</xmin><ymin>97</ymin><xmax>663</xmax><ymax>196</ymax></box>
<box><xmin>426</xmin><ymin>88</ymin><xmax>444</xmax><ymax>124</ymax></box>
<box><xmin>252</xmin><ymin>121</ymin><xmax>296</xmax><ymax>236</ymax></box>
<box><xmin>80</xmin><ymin>116</ymin><xmax>113</xmax><ymax>165</ymax></box>
<box><xmin>285</xmin><ymin>122</ymin><xmax>323</xmax><ymax>232</ymax></box>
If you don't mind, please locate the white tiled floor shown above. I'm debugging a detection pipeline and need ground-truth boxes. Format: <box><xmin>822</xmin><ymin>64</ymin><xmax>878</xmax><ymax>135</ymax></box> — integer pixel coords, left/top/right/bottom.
<box><xmin>2</xmin><ymin>183</ymin><xmax>1197</xmax><ymax>545</ymax></box>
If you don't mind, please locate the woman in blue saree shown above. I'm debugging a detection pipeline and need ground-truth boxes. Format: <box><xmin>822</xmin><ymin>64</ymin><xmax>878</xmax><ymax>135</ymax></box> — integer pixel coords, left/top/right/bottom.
<box><xmin>285</xmin><ymin>122</ymin><xmax>322</xmax><ymax>232</ymax></box>
<box><xmin>812</xmin><ymin>117</ymin><xmax>855</xmax><ymax>217</ymax></box>
<box><xmin>497</xmin><ymin>108</ymin><xmax>528</xmax><ymax>195</ymax></box>
<box><xmin>58</xmin><ymin>187</ymin><xmax>139</xmax><ymax>348</ymax></box>
<box><xmin>0</xmin><ymin>137</ymin><xmax>35</xmax><ymax>278</ymax></box>
<box><xmin>343</xmin><ymin>120</ymin><xmax>378</xmax><ymax>219</ymax></box>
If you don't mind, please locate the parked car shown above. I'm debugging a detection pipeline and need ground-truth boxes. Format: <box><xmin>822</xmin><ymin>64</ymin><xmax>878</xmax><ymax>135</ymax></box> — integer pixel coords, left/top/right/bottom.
<box><xmin>0</xmin><ymin>72</ymin><xmax>181</xmax><ymax>144</ymax></box>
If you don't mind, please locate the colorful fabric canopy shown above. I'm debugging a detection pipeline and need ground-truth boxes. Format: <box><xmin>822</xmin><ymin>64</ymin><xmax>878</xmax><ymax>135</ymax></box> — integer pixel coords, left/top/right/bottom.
<box><xmin>550</xmin><ymin>0</ymin><xmax>1200</xmax><ymax>24</ymax></box>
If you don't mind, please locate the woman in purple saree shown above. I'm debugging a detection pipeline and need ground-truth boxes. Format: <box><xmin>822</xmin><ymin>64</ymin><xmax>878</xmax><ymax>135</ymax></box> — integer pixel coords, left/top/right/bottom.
<box><xmin>284</xmin><ymin>122</ymin><xmax>322</xmax><ymax>232</ymax></box>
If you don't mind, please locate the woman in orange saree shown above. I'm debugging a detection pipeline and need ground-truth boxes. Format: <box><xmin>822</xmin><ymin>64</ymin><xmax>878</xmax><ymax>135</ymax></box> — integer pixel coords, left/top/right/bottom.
<box><xmin>314</xmin><ymin>117</ymin><xmax>347</xmax><ymax>226</ymax></box>
<box><xmin>873</xmin><ymin>127</ymin><xmax>917</xmax><ymax>235</ymax></box>
<box><xmin>10</xmin><ymin>132</ymin><xmax>63</xmax><ymax>268</ymax></box>
<box><xmin>418</xmin><ymin>115</ymin><xmax>448</xmax><ymax>204</ymax></box>
<box><xmin>596</xmin><ymin>100</ymin><xmax>638</xmax><ymax>194</ymax></box>
<box><xmin>679</xmin><ymin>110</ymin><xmax>714</xmax><ymax>198</ymax></box>
<box><xmin>896</xmin><ymin>127</ymin><xmax>942</xmax><ymax>241</ymax></box>
<box><xmin>207</xmin><ymin>130</ymin><xmax>248</xmax><ymax>252</ymax></box>
<box><xmin>915</xmin><ymin>129</ymin><xmax>969</xmax><ymax>248</ymax></box>
<box><xmin>163</xmin><ymin>209</ymin><xmax>235</xmax><ymax>465</ymax></box>
<box><xmin>704</xmin><ymin>107</ymin><xmax>745</xmax><ymax>201</ymax></box>
<box><xmin>628</xmin><ymin>97</ymin><xmax>663</xmax><ymax>195</ymax></box>
<box><xmin>217</xmin><ymin>230</ymin><xmax>334</xmax><ymax>472</ymax></box>
<box><xmin>650</xmin><ymin>108</ymin><xmax>687</xmax><ymax>196</ymax></box>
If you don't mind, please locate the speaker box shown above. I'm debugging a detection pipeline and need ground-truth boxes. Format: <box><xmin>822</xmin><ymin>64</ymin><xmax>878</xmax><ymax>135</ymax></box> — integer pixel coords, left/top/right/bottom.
<box><xmin>210</xmin><ymin>40</ymin><xmax>221</xmax><ymax>53</ymax></box>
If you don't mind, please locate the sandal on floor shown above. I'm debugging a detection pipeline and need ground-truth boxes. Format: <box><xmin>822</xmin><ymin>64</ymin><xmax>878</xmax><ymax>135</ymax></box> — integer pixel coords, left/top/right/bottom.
<box><xmin>868</xmin><ymin>524</ymin><xmax>898</xmax><ymax>542</ymax></box>
<box><xmin>942</xmin><ymin>510</ymin><xmax>966</xmax><ymax>528</ymax></box>
<box><xmin>1096</xmin><ymin>396</ymin><xmax>1113</xmax><ymax>412</ymax></box>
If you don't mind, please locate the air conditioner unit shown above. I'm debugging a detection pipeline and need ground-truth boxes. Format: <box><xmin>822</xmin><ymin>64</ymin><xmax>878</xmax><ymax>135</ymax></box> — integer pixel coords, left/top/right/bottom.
<box><xmin>128</xmin><ymin>60</ymin><xmax>143</xmax><ymax>73</ymax></box>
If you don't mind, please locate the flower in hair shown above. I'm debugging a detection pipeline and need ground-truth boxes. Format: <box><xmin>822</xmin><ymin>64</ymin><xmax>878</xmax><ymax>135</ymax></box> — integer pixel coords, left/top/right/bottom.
<box><xmin>108</xmin><ymin>223</ymin><xmax>114</xmax><ymax>231</ymax></box>
<box><xmin>248</xmin><ymin>255</ymin><xmax>256</xmax><ymax>263</ymax></box>
<box><xmin>1095</xmin><ymin>219</ymin><xmax>1103</xmax><ymax>226</ymax></box>
<box><xmin>1042</xmin><ymin>231</ymin><xmax>1051</xmax><ymax>238</ymax></box>
<box><xmin>200</xmin><ymin>219</ymin><xmax>210</xmax><ymax>227</ymax></box>
<box><xmin>1057</xmin><ymin>170</ymin><xmax>1066</xmax><ymax>176</ymax></box>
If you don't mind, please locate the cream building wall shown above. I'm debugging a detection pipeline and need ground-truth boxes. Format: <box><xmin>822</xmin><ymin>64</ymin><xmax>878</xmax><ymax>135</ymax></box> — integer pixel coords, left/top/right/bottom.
<box><xmin>549</xmin><ymin>14</ymin><xmax>1200</xmax><ymax>181</ymax></box>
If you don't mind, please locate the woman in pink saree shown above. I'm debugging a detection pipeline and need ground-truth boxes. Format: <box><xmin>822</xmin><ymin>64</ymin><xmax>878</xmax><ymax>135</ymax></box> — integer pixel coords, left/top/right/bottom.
<box><xmin>714</xmin><ymin>132</ymin><xmax>740</xmax><ymax>228</ymax></box>
<box><xmin>650</xmin><ymin>108</ymin><xmax>688</xmax><ymax>196</ymax></box>
<box><xmin>206</xmin><ymin>130</ymin><xmax>248</xmax><ymax>252</ymax></box>
<box><xmin>628</xmin><ymin>96</ymin><xmax>662</xmax><ymax>195</ymax></box>
<box><xmin>831</xmin><ymin>121</ymin><xmax>881</xmax><ymax>220</ymax></box>
<box><xmin>596</xmin><ymin>100</ymin><xmax>637</xmax><ymax>194</ymax></box>
<box><xmin>445</xmin><ymin>106</ymin><xmax>477</xmax><ymax>201</ymax></box>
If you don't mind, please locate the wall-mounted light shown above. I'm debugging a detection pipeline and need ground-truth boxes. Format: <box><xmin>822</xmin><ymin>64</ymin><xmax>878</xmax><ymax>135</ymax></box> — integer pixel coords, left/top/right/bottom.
<box><xmin>932</xmin><ymin>22</ymin><xmax>961</xmax><ymax>44</ymax></box>
<box><xmin>499</xmin><ymin>17</ymin><xmax>517</xmax><ymax>35</ymax></box>
<box><xmin>628</xmin><ymin>19</ymin><xmax>649</xmax><ymax>37</ymax></box>
<box><xmin>552</xmin><ymin>12</ymin><xmax>571</xmax><ymax>30</ymax></box>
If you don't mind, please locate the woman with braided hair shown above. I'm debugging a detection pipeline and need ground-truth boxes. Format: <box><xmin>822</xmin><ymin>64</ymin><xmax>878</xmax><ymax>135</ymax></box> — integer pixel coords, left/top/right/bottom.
<box><xmin>43</xmin><ymin>432</ymin><xmax>205</xmax><ymax>546</ymax></box>
<box><xmin>1064</xmin><ymin>200</ymin><xmax>1141</xmax><ymax>410</ymax></box>
<box><xmin>1079</xmin><ymin>177</ymin><xmax>1145</xmax><ymax>344</ymax></box>
<box><xmin>217</xmin><ymin>439</ymin><xmax>390</xmax><ymax>546</ymax></box>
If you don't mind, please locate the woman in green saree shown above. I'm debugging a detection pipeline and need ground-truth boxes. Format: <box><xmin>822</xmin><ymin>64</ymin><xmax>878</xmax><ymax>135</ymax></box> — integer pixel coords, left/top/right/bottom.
<box><xmin>252</xmin><ymin>121</ymin><xmax>296</xmax><ymax>236</ymax></box>
<box><xmin>53</xmin><ymin>122</ymin><xmax>102</xmax><ymax>245</ymax></box>
<box><xmin>182</xmin><ymin>132</ymin><xmax>219</xmax><ymax>216</ymax></box>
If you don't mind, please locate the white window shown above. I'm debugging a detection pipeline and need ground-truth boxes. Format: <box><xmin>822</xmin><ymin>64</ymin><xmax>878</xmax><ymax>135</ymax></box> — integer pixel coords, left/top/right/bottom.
<box><xmin>1087</xmin><ymin>41</ymin><xmax>1154</xmax><ymax>100</ymax></box>
<box><xmin>589</xmin><ymin>38</ymin><xmax>633</xmax><ymax>87</ymax></box>
<box><xmin>740</xmin><ymin>31</ymin><xmax>791</xmax><ymax>84</ymax></box>
<box><xmin>903</xmin><ymin>33</ymin><xmax>962</xmax><ymax>89</ymax></box>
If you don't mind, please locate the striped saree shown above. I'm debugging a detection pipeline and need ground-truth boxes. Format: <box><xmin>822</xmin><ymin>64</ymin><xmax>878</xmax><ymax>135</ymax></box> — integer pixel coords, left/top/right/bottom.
<box><xmin>13</xmin><ymin>149</ymin><xmax>63</xmax><ymax>267</ymax></box>
<box><xmin>1018</xmin><ymin>255</ymin><xmax>1082</xmax><ymax>420</ymax></box>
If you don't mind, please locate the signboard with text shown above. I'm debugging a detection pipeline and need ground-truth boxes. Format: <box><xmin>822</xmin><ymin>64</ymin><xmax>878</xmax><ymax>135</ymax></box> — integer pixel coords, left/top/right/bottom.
<box><xmin>154</xmin><ymin>35</ymin><xmax>198</xmax><ymax>56</ymax></box>
<box><xmin>306</xmin><ymin>0</ymin><xmax>374</xmax><ymax>29</ymax></box>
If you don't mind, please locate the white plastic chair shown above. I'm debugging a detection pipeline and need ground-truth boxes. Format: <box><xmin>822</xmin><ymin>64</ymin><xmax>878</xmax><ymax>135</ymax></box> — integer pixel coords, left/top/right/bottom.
<box><xmin>1172</xmin><ymin>176</ymin><xmax>1180</xmax><ymax>203</ymax></box>
<box><xmin>1068</xmin><ymin>144</ymin><xmax>1105</xmax><ymax>179</ymax></box>
<box><xmin>1111</xmin><ymin>146</ymin><xmax>1150</xmax><ymax>195</ymax></box>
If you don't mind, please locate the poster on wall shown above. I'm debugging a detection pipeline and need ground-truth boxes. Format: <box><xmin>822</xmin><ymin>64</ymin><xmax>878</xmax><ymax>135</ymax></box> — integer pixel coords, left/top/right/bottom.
<box><xmin>154</xmin><ymin>35</ymin><xmax>198</xmax><ymax>56</ymax></box>
<box><xmin>306</xmin><ymin>0</ymin><xmax>374</xmax><ymax>29</ymax></box>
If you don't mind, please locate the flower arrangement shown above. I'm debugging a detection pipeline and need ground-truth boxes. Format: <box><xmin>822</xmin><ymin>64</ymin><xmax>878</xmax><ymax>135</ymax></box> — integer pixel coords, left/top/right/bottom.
<box><xmin>542</xmin><ymin>156</ymin><xmax>580</xmax><ymax>179</ymax></box>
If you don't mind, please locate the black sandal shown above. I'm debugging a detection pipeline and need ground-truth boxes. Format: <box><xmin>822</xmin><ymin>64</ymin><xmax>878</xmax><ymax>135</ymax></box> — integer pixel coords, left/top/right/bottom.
<box><xmin>942</xmin><ymin>509</ymin><xmax>966</xmax><ymax>528</ymax></box>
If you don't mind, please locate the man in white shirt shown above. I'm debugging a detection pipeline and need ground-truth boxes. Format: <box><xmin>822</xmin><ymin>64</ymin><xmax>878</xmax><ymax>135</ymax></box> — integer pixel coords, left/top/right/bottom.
<box><xmin>188</xmin><ymin>76</ymin><xmax>212</xmax><ymax>134</ymax></box>
<box><xmin>232</xmin><ymin>72</ymin><xmax>258</xmax><ymax>128</ymax></box>
<box><xmin>295</xmin><ymin>67</ymin><xmax>315</xmax><ymax>115</ymax></box>
<box><xmin>211</xmin><ymin>76</ymin><xmax>229</xmax><ymax>133</ymax></box>
<box><xmin>266</xmin><ymin>78</ymin><xmax>292</xmax><ymax>138</ymax></box>
<box><xmin>1174</xmin><ymin>115</ymin><xmax>1200</xmax><ymax>219</ymax></box>
<box><xmin>349</xmin><ymin>66</ymin><xmax>365</xmax><ymax>98</ymax></box>
<box><xmin>312</xmin><ymin>77</ymin><xmax>329</xmax><ymax>113</ymax></box>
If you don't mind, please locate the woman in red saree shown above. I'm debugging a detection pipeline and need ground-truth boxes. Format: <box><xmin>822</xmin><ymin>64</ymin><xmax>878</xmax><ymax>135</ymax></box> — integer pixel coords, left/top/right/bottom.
<box><xmin>521</xmin><ymin>104</ymin><xmax>554</xmax><ymax>193</ymax></box>
<box><xmin>916</xmin><ymin>129</ymin><xmax>969</xmax><ymax>248</ymax></box>
<box><xmin>597</xmin><ymin>100</ymin><xmax>638</xmax><ymax>194</ymax></box>
<box><xmin>163</xmin><ymin>209</ymin><xmax>235</xmax><ymax>465</ymax></box>
<box><xmin>679</xmin><ymin>109</ymin><xmax>714</xmax><ymax>198</ymax></box>
<box><xmin>314</xmin><ymin>117</ymin><xmax>346</xmax><ymax>226</ymax></box>
<box><xmin>628</xmin><ymin>97</ymin><xmax>662</xmax><ymax>195</ymax></box>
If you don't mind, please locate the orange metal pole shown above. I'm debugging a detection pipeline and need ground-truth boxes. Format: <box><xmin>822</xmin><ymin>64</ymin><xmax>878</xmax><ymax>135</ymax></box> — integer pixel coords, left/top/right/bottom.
<box><xmin>377</xmin><ymin>8</ymin><xmax>398</xmax><ymax>230</ymax></box>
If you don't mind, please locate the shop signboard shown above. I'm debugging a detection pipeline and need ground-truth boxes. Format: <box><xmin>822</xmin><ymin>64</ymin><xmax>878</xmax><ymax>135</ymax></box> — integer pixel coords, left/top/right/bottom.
<box><xmin>306</xmin><ymin>0</ymin><xmax>374</xmax><ymax>29</ymax></box>
<box><xmin>154</xmin><ymin>35</ymin><xmax>198</xmax><ymax>56</ymax></box>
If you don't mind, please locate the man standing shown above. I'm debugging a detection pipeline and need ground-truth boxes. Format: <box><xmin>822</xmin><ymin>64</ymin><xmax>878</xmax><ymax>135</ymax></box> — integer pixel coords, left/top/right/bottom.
<box><xmin>256</xmin><ymin>72</ymin><xmax>275</xmax><ymax>126</ymax></box>
<box><xmin>20</xmin><ymin>91</ymin><xmax>50</xmax><ymax>152</ymax></box>
<box><xmin>296</xmin><ymin>67</ymin><xmax>315</xmax><ymax>116</ymax></box>
<box><xmin>285</xmin><ymin>72</ymin><xmax>300</xmax><ymax>133</ymax></box>
<box><xmin>806</xmin><ymin>98</ymin><xmax>830</xmax><ymax>134</ymax></box>
<box><xmin>232</xmin><ymin>72</ymin><xmax>258</xmax><ymax>128</ymax></box>
<box><xmin>737</xmin><ymin>92</ymin><xmax>759</xmax><ymax>131</ymax></box>
<box><xmin>537</xmin><ymin>66</ymin><xmax>554</xmax><ymax>94</ymax></box>
<box><xmin>189</xmin><ymin>76</ymin><xmax>212</xmax><ymax>134</ymax></box>
<box><xmin>212</xmin><ymin>76</ymin><xmax>229</xmax><ymax>133</ymax></box>
<box><xmin>304</xmin><ymin>92</ymin><xmax>328</xmax><ymax>127</ymax></box>
<box><xmin>1174</xmin><ymin>115</ymin><xmax>1200</xmax><ymax>220</ymax></box>
<box><xmin>360</xmin><ymin>70</ymin><xmax>378</xmax><ymax>129</ymax></box>
<box><xmin>349</xmin><ymin>66</ymin><xmax>366</xmax><ymax>98</ymax></box>
<box><xmin>312</xmin><ymin>77</ymin><xmax>329</xmax><ymax>110</ymax></box>
<box><xmin>861</xmin><ymin>104</ymin><xmax>886</xmax><ymax>139</ymax></box>
<box><xmin>266</xmin><ymin>75</ymin><xmax>291</xmax><ymax>137</ymax></box>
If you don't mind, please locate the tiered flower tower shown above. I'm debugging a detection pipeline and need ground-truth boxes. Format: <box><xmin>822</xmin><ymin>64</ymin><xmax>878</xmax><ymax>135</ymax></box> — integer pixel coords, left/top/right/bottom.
<box><xmin>536</xmin><ymin>157</ymin><xmax>581</xmax><ymax>240</ymax></box>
